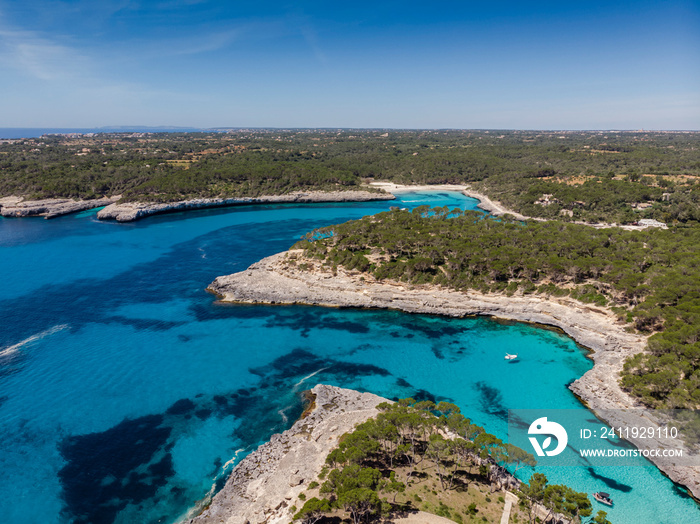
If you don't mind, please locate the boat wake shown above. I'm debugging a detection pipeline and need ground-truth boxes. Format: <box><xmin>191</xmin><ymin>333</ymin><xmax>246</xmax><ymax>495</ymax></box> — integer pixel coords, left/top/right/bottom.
<box><xmin>293</xmin><ymin>367</ymin><xmax>327</xmax><ymax>390</ymax></box>
<box><xmin>0</xmin><ymin>324</ymin><xmax>69</xmax><ymax>358</ymax></box>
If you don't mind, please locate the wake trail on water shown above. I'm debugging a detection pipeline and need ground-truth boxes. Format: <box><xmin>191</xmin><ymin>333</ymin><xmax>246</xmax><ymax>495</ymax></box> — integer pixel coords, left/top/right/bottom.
<box><xmin>0</xmin><ymin>324</ymin><xmax>69</xmax><ymax>358</ymax></box>
<box><xmin>293</xmin><ymin>367</ymin><xmax>327</xmax><ymax>390</ymax></box>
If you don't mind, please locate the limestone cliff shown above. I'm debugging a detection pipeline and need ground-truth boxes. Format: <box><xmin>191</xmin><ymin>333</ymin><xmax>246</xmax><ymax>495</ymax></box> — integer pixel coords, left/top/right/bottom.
<box><xmin>190</xmin><ymin>384</ymin><xmax>387</xmax><ymax>524</ymax></box>
<box><xmin>97</xmin><ymin>190</ymin><xmax>394</xmax><ymax>222</ymax></box>
<box><xmin>208</xmin><ymin>250</ymin><xmax>700</xmax><ymax>500</ymax></box>
<box><xmin>0</xmin><ymin>196</ymin><xmax>117</xmax><ymax>218</ymax></box>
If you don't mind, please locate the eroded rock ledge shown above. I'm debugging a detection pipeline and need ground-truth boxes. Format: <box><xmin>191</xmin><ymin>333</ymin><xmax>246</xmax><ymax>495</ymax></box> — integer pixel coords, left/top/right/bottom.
<box><xmin>190</xmin><ymin>384</ymin><xmax>386</xmax><ymax>524</ymax></box>
<box><xmin>0</xmin><ymin>196</ymin><xmax>117</xmax><ymax>218</ymax></box>
<box><xmin>97</xmin><ymin>190</ymin><xmax>394</xmax><ymax>222</ymax></box>
<box><xmin>208</xmin><ymin>251</ymin><xmax>700</xmax><ymax>500</ymax></box>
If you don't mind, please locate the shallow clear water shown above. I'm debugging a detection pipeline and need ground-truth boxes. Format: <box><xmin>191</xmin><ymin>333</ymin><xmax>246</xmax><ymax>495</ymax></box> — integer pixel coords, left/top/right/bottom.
<box><xmin>0</xmin><ymin>193</ymin><xmax>697</xmax><ymax>523</ymax></box>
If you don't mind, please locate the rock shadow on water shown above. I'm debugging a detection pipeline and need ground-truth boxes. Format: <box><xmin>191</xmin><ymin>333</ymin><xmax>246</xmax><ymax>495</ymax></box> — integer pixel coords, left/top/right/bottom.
<box><xmin>586</xmin><ymin>467</ymin><xmax>633</xmax><ymax>493</ymax></box>
<box><xmin>58</xmin><ymin>414</ymin><xmax>173</xmax><ymax>524</ymax></box>
<box><xmin>392</xmin><ymin>377</ymin><xmax>451</xmax><ymax>405</ymax></box>
<box><xmin>56</xmin><ymin>346</ymin><xmax>397</xmax><ymax>524</ymax></box>
<box><xmin>57</xmin><ymin>386</ymin><xmax>289</xmax><ymax>524</ymax></box>
<box><xmin>474</xmin><ymin>381</ymin><xmax>508</xmax><ymax>419</ymax></box>
<box><xmin>431</xmin><ymin>346</ymin><xmax>445</xmax><ymax>360</ymax></box>
<box><xmin>100</xmin><ymin>315</ymin><xmax>186</xmax><ymax>332</ymax></box>
<box><xmin>249</xmin><ymin>347</ymin><xmax>391</xmax><ymax>383</ymax></box>
<box><xmin>166</xmin><ymin>398</ymin><xmax>196</xmax><ymax>416</ymax></box>
<box><xmin>262</xmin><ymin>309</ymin><xmax>370</xmax><ymax>338</ymax></box>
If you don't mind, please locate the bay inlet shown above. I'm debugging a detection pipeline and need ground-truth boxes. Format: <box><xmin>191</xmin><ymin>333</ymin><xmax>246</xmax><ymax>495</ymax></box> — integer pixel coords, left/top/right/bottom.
<box><xmin>0</xmin><ymin>191</ymin><xmax>697</xmax><ymax>523</ymax></box>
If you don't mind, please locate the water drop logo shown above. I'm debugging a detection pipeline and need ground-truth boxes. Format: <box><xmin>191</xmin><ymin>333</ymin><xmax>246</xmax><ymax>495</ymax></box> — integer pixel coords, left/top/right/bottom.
<box><xmin>528</xmin><ymin>417</ymin><xmax>568</xmax><ymax>457</ymax></box>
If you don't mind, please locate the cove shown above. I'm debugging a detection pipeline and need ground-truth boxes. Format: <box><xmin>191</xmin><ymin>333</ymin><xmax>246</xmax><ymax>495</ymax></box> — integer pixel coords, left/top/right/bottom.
<box><xmin>0</xmin><ymin>192</ymin><xmax>697</xmax><ymax>523</ymax></box>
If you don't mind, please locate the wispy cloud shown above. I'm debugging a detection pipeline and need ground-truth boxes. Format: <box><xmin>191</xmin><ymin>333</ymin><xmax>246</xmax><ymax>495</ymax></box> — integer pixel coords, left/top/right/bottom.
<box><xmin>299</xmin><ymin>23</ymin><xmax>328</xmax><ymax>64</ymax></box>
<box><xmin>125</xmin><ymin>26</ymin><xmax>243</xmax><ymax>59</ymax></box>
<box><xmin>0</xmin><ymin>24</ymin><xmax>91</xmax><ymax>81</ymax></box>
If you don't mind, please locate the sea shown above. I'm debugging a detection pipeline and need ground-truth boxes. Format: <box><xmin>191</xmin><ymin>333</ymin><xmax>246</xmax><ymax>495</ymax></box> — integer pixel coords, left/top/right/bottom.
<box><xmin>0</xmin><ymin>191</ymin><xmax>697</xmax><ymax>523</ymax></box>
<box><xmin>0</xmin><ymin>128</ymin><xmax>205</xmax><ymax>139</ymax></box>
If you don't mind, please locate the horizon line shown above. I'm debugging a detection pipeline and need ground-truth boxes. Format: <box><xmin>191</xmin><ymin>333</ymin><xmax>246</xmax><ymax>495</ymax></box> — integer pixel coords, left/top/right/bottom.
<box><xmin>2</xmin><ymin>126</ymin><xmax>699</xmax><ymax>133</ymax></box>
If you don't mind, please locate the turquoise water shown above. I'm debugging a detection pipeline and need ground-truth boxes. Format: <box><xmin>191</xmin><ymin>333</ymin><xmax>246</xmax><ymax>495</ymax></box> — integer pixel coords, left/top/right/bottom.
<box><xmin>0</xmin><ymin>193</ymin><xmax>696</xmax><ymax>523</ymax></box>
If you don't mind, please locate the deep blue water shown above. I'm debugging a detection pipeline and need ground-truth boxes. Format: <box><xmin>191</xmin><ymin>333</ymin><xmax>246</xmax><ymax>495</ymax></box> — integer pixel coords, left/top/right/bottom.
<box><xmin>0</xmin><ymin>193</ymin><xmax>697</xmax><ymax>523</ymax></box>
<box><xmin>0</xmin><ymin>128</ymin><xmax>204</xmax><ymax>139</ymax></box>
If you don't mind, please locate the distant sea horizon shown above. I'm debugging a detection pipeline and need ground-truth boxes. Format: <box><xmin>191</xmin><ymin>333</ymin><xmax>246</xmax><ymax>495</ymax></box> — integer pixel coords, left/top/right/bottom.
<box><xmin>3</xmin><ymin>127</ymin><xmax>696</xmax><ymax>139</ymax></box>
<box><xmin>0</xmin><ymin>127</ymin><xmax>208</xmax><ymax>139</ymax></box>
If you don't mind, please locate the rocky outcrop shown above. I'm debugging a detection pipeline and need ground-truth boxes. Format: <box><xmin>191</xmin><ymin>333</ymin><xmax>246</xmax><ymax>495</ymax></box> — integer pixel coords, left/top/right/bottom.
<box><xmin>0</xmin><ymin>196</ymin><xmax>117</xmax><ymax>218</ymax></box>
<box><xmin>208</xmin><ymin>251</ymin><xmax>700</xmax><ymax>500</ymax></box>
<box><xmin>97</xmin><ymin>190</ymin><xmax>394</xmax><ymax>222</ymax></box>
<box><xmin>189</xmin><ymin>384</ymin><xmax>387</xmax><ymax>524</ymax></box>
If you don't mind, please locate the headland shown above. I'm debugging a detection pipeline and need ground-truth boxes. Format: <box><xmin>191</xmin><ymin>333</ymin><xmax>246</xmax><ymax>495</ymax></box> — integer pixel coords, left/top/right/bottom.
<box><xmin>207</xmin><ymin>250</ymin><xmax>700</xmax><ymax>500</ymax></box>
<box><xmin>189</xmin><ymin>384</ymin><xmax>386</xmax><ymax>524</ymax></box>
<box><xmin>96</xmin><ymin>190</ymin><xmax>395</xmax><ymax>222</ymax></box>
<box><xmin>0</xmin><ymin>196</ymin><xmax>118</xmax><ymax>219</ymax></box>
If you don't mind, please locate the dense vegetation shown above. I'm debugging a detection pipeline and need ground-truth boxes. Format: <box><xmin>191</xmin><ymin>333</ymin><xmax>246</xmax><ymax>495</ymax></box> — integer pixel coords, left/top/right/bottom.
<box><xmin>293</xmin><ymin>209</ymin><xmax>700</xmax><ymax>411</ymax></box>
<box><xmin>293</xmin><ymin>398</ymin><xmax>607</xmax><ymax>524</ymax></box>
<box><xmin>4</xmin><ymin>129</ymin><xmax>700</xmax><ymax>410</ymax></box>
<box><xmin>1</xmin><ymin>130</ymin><xmax>699</xmax><ymax>224</ymax></box>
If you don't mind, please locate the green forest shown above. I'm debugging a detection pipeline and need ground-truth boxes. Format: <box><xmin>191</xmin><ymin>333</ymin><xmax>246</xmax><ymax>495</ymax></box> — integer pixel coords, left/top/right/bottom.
<box><xmin>292</xmin><ymin>398</ymin><xmax>608</xmax><ymax>524</ymax></box>
<box><xmin>1</xmin><ymin>130</ymin><xmax>699</xmax><ymax>224</ymax></box>
<box><xmin>293</xmin><ymin>208</ymin><xmax>700</xmax><ymax>412</ymax></box>
<box><xmin>4</xmin><ymin>129</ymin><xmax>700</xmax><ymax>413</ymax></box>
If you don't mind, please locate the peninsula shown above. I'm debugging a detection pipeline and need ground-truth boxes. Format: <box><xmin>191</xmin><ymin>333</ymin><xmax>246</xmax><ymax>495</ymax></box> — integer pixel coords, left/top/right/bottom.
<box><xmin>190</xmin><ymin>385</ymin><xmax>595</xmax><ymax>524</ymax></box>
<box><xmin>207</xmin><ymin>247</ymin><xmax>700</xmax><ymax>500</ymax></box>
<box><xmin>95</xmin><ymin>190</ymin><xmax>394</xmax><ymax>222</ymax></box>
<box><xmin>190</xmin><ymin>384</ymin><xmax>387</xmax><ymax>524</ymax></box>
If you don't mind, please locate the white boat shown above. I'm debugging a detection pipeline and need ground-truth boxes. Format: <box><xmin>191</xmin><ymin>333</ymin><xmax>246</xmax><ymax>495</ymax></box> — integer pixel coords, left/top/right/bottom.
<box><xmin>593</xmin><ymin>492</ymin><xmax>613</xmax><ymax>506</ymax></box>
<box><xmin>505</xmin><ymin>353</ymin><xmax>518</xmax><ymax>360</ymax></box>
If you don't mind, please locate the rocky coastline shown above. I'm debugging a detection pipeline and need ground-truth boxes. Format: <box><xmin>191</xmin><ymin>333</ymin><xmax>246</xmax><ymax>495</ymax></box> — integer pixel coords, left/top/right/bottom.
<box><xmin>189</xmin><ymin>384</ymin><xmax>387</xmax><ymax>524</ymax></box>
<box><xmin>208</xmin><ymin>250</ymin><xmax>700</xmax><ymax>500</ymax></box>
<box><xmin>0</xmin><ymin>196</ymin><xmax>117</xmax><ymax>218</ymax></box>
<box><xmin>97</xmin><ymin>190</ymin><xmax>394</xmax><ymax>222</ymax></box>
<box><xmin>189</xmin><ymin>384</ymin><xmax>522</xmax><ymax>524</ymax></box>
<box><xmin>0</xmin><ymin>190</ymin><xmax>394</xmax><ymax>222</ymax></box>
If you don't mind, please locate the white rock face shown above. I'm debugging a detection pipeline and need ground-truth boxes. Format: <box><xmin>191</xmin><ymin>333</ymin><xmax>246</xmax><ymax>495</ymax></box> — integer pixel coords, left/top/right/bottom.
<box><xmin>97</xmin><ymin>190</ymin><xmax>394</xmax><ymax>222</ymax></box>
<box><xmin>208</xmin><ymin>251</ymin><xmax>700</xmax><ymax>500</ymax></box>
<box><xmin>189</xmin><ymin>384</ymin><xmax>387</xmax><ymax>524</ymax></box>
<box><xmin>0</xmin><ymin>196</ymin><xmax>117</xmax><ymax>218</ymax></box>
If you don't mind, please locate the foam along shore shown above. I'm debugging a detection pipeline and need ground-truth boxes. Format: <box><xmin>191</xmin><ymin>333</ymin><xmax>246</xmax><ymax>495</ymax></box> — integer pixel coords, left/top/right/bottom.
<box><xmin>0</xmin><ymin>196</ymin><xmax>117</xmax><ymax>219</ymax></box>
<box><xmin>190</xmin><ymin>384</ymin><xmax>523</xmax><ymax>524</ymax></box>
<box><xmin>188</xmin><ymin>384</ymin><xmax>387</xmax><ymax>524</ymax></box>
<box><xmin>208</xmin><ymin>250</ymin><xmax>700</xmax><ymax>500</ymax></box>
<box><xmin>96</xmin><ymin>190</ymin><xmax>395</xmax><ymax>222</ymax></box>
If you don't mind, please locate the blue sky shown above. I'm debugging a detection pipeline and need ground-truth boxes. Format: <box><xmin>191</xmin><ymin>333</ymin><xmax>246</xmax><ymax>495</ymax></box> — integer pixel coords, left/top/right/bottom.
<box><xmin>0</xmin><ymin>1</ymin><xmax>698</xmax><ymax>129</ymax></box>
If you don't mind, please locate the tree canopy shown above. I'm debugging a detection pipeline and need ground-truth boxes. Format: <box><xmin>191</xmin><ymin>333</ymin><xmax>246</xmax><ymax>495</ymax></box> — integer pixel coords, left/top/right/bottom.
<box><xmin>294</xmin><ymin>208</ymin><xmax>700</xmax><ymax>410</ymax></box>
<box><xmin>2</xmin><ymin>130</ymin><xmax>699</xmax><ymax>225</ymax></box>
